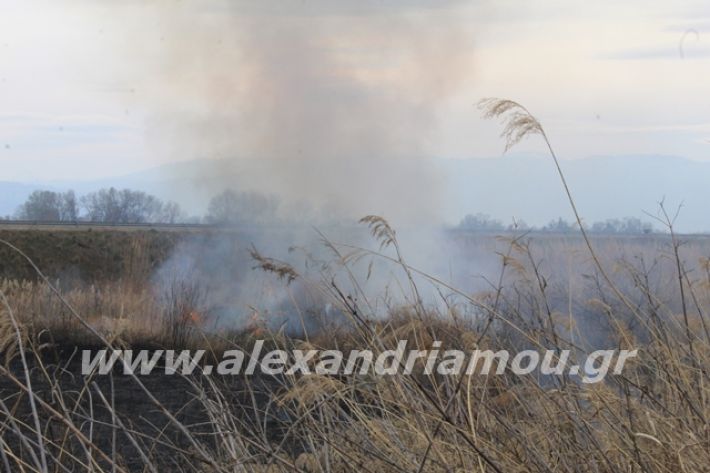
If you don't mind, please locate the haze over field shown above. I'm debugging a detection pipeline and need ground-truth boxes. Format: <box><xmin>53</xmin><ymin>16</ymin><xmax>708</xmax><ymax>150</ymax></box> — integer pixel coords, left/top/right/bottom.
<box><xmin>1</xmin><ymin>153</ymin><xmax>708</xmax><ymax>232</ymax></box>
<box><xmin>1</xmin><ymin>0</ymin><xmax>709</xmax><ymax>230</ymax></box>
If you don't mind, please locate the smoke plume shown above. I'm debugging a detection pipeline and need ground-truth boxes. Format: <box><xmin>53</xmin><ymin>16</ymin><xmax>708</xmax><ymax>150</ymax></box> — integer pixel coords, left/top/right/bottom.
<box><xmin>95</xmin><ymin>1</ymin><xmax>480</xmax><ymax>331</ymax></box>
<box><xmin>118</xmin><ymin>1</ymin><xmax>475</xmax><ymax>224</ymax></box>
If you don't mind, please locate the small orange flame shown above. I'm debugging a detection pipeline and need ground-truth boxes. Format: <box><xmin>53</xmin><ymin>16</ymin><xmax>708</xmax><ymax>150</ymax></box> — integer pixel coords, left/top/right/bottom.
<box><xmin>183</xmin><ymin>310</ymin><xmax>203</xmax><ymax>325</ymax></box>
<box><xmin>247</xmin><ymin>310</ymin><xmax>265</xmax><ymax>337</ymax></box>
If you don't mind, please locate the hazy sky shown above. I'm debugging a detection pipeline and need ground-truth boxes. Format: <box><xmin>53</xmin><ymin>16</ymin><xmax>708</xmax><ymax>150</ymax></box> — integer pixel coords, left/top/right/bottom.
<box><xmin>1</xmin><ymin>0</ymin><xmax>709</xmax><ymax>182</ymax></box>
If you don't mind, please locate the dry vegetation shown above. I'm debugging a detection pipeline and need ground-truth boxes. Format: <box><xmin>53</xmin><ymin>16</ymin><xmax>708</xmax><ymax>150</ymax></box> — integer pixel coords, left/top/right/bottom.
<box><xmin>0</xmin><ymin>229</ymin><xmax>180</xmax><ymax>283</ymax></box>
<box><xmin>1</xmin><ymin>216</ymin><xmax>709</xmax><ymax>472</ymax></box>
<box><xmin>0</xmin><ymin>100</ymin><xmax>708</xmax><ymax>472</ymax></box>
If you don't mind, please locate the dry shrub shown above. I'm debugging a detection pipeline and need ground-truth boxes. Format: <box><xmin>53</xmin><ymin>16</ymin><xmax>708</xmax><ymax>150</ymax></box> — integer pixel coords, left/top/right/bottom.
<box><xmin>0</xmin><ymin>278</ymin><xmax>161</xmax><ymax>347</ymax></box>
<box><xmin>158</xmin><ymin>276</ymin><xmax>209</xmax><ymax>348</ymax></box>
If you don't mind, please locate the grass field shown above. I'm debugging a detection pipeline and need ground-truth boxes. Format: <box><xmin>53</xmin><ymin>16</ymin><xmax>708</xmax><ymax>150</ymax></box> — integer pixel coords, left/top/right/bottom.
<box><xmin>0</xmin><ymin>219</ymin><xmax>709</xmax><ymax>472</ymax></box>
<box><xmin>1</xmin><ymin>99</ymin><xmax>708</xmax><ymax>469</ymax></box>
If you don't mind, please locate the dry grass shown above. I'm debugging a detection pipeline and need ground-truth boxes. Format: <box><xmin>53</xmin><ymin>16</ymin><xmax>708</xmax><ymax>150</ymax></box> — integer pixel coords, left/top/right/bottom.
<box><xmin>0</xmin><ymin>229</ymin><xmax>180</xmax><ymax>283</ymax></box>
<box><xmin>0</xmin><ymin>278</ymin><xmax>161</xmax><ymax>346</ymax></box>
<box><xmin>0</xmin><ymin>221</ymin><xmax>708</xmax><ymax>472</ymax></box>
<box><xmin>0</xmin><ymin>99</ymin><xmax>708</xmax><ymax>472</ymax></box>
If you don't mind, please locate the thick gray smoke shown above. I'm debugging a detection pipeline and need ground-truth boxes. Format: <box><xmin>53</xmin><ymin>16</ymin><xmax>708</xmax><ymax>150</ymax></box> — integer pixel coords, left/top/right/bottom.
<box><xmin>104</xmin><ymin>1</ymin><xmax>481</xmax><ymax>331</ymax></box>
<box><xmin>120</xmin><ymin>1</ymin><xmax>475</xmax><ymax>224</ymax></box>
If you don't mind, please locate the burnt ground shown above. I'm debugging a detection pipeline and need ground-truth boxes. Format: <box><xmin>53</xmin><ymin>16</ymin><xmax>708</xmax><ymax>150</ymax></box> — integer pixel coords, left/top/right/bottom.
<box><xmin>0</xmin><ymin>350</ymin><xmax>286</xmax><ymax>472</ymax></box>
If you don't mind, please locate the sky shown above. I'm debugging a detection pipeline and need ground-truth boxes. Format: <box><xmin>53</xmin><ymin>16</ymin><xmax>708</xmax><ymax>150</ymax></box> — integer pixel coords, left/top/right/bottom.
<box><xmin>0</xmin><ymin>0</ymin><xmax>709</xmax><ymax>183</ymax></box>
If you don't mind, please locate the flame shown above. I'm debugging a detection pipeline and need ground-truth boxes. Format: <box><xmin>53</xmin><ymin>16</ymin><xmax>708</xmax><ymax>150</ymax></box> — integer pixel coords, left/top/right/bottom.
<box><xmin>247</xmin><ymin>310</ymin><xmax>265</xmax><ymax>337</ymax></box>
<box><xmin>183</xmin><ymin>310</ymin><xmax>203</xmax><ymax>325</ymax></box>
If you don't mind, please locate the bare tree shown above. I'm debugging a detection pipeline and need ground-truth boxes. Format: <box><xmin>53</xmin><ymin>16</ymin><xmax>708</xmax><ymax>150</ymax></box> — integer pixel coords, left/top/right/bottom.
<box><xmin>159</xmin><ymin>201</ymin><xmax>185</xmax><ymax>224</ymax></box>
<box><xmin>542</xmin><ymin>218</ymin><xmax>576</xmax><ymax>233</ymax></box>
<box><xmin>591</xmin><ymin>217</ymin><xmax>654</xmax><ymax>234</ymax></box>
<box><xmin>81</xmin><ymin>187</ymin><xmax>183</xmax><ymax>223</ymax></box>
<box><xmin>60</xmin><ymin>190</ymin><xmax>78</xmax><ymax>221</ymax></box>
<box><xmin>15</xmin><ymin>190</ymin><xmax>78</xmax><ymax>221</ymax></box>
<box><xmin>206</xmin><ymin>190</ymin><xmax>279</xmax><ymax>224</ymax></box>
<box><xmin>458</xmin><ymin>213</ymin><xmax>505</xmax><ymax>232</ymax></box>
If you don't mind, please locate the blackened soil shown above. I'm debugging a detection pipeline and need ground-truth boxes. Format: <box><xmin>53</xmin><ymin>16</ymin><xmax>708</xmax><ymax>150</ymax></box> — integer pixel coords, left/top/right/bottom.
<box><xmin>0</xmin><ymin>351</ymin><xmax>284</xmax><ymax>472</ymax></box>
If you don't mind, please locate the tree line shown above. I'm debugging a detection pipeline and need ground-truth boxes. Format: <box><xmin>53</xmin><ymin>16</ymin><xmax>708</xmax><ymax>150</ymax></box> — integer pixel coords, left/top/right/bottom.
<box><xmin>11</xmin><ymin>190</ymin><xmax>658</xmax><ymax>233</ymax></box>
<box><xmin>458</xmin><ymin>213</ymin><xmax>655</xmax><ymax>234</ymax></box>
<box><xmin>12</xmin><ymin>188</ymin><xmax>280</xmax><ymax>225</ymax></box>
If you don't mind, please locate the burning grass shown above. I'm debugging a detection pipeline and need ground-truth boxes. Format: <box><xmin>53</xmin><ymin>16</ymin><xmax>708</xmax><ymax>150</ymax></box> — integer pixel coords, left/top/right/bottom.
<box><xmin>0</xmin><ymin>222</ymin><xmax>709</xmax><ymax>472</ymax></box>
<box><xmin>0</xmin><ymin>99</ymin><xmax>709</xmax><ymax>472</ymax></box>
